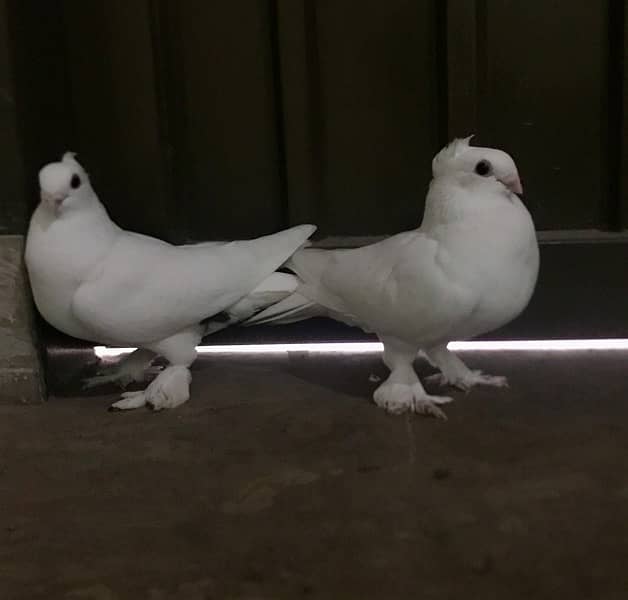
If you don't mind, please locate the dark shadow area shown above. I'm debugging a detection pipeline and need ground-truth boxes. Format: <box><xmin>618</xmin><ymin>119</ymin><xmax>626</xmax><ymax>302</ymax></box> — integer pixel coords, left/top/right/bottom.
<box><xmin>2</xmin><ymin>350</ymin><xmax>628</xmax><ymax>598</ymax></box>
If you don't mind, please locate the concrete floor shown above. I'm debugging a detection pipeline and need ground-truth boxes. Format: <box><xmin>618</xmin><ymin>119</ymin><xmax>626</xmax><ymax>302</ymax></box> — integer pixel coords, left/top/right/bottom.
<box><xmin>2</xmin><ymin>350</ymin><xmax>628</xmax><ymax>599</ymax></box>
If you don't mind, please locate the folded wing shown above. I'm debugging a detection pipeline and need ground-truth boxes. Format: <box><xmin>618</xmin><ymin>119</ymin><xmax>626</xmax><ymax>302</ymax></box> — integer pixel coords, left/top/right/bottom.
<box><xmin>249</xmin><ymin>231</ymin><xmax>479</xmax><ymax>345</ymax></box>
<box><xmin>72</xmin><ymin>224</ymin><xmax>315</xmax><ymax>345</ymax></box>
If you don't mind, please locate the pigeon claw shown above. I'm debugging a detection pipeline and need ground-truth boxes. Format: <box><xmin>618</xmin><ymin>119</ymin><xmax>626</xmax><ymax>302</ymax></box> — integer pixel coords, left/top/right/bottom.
<box><xmin>373</xmin><ymin>381</ymin><xmax>453</xmax><ymax>419</ymax></box>
<box><xmin>427</xmin><ymin>370</ymin><xmax>509</xmax><ymax>391</ymax></box>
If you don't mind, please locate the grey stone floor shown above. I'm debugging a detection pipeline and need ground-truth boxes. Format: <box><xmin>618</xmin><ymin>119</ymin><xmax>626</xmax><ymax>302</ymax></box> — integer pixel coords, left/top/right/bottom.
<box><xmin>1</xmin><ymin>350</ymin><xmax>628</xmax><ymax>599</ymax></box>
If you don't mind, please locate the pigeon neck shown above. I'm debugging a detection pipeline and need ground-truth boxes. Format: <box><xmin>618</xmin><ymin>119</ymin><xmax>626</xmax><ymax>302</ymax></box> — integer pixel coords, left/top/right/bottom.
<box><xmin>422</xmin><ymin>174</ymin><xmax>509</xmax><ymax>229</ymax></box>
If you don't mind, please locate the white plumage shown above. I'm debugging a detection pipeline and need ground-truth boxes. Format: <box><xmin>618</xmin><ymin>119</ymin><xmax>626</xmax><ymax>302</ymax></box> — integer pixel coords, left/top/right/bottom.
<box><xmin>248</xmin><ymin>138</ymin><xmax>539</xmax><ymax>418</ymax></box>
<box><xmin>26</xmin><ymin>153</ymin><xmax>315</xmax><ymax>410</ymax></box>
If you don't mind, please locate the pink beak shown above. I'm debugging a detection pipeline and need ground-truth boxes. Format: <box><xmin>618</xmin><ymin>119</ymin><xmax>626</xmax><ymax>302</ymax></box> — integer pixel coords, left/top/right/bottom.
<box><xmin>40</xmin><ymin>190</ymin><xmax>65</xmax><ymax>212</ymax></box>
<box><xmin>503</xmin><ymin>174</ymin><xmax>523</xmax><ymax>195</ymax></box>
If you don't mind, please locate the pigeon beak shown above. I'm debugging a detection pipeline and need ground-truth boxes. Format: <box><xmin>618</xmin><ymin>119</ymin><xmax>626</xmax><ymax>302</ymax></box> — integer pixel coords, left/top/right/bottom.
<box><xmin>503</xmin><ymin>174</ymin><xmax>523</xmax><ymax>195</ymax></box>
<box><xmin>41</xmin><ymin>190</ymin><xmax>65</xmax><ymax>213</ymax></box>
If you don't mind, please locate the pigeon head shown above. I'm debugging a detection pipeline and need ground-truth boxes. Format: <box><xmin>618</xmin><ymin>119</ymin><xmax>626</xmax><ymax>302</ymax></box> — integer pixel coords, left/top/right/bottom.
<box><xmin>38</xmin><ymin>153</ymin><xmax>95</xmax><ymax>215</ymax></box>
<box><xmin>432</xmin><ymin>136</ymin><xmax>523</xmax><ymax>195</ymax></box>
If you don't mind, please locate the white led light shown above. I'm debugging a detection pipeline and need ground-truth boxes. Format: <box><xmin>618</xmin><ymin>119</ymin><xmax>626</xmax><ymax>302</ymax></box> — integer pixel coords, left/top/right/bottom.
<box><xmin>93</xmin><ymin>342</ymin><xmax>383</xmax><ymax>358</ymax></box>
<box><xmin>448</xmin><ymin>339</ymin><xmax>628</xmax><ymax>351</ymax></box>
<box><xmin>93</xmin><ymin>338</ymin><xmax>628</xmax><ymax>359</ymax></box>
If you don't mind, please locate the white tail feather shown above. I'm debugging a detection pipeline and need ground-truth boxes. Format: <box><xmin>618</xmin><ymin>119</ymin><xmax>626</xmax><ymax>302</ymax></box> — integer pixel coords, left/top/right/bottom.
<box><xmin>243</xmin><ymin>292</ymin><xmax>321</xmax><ymax>326</ymax></box>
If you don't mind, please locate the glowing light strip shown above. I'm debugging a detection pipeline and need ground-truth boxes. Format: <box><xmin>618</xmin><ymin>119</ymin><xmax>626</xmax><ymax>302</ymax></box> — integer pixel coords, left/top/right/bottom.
<box><xmin>93</xmin><ymin>339</ymin><xmax>628</xmax><ymax>359</ymax></box>
<box><xmin>449</xmin><ymin>339</ymin><xmax>628</xmax><ymax>351</ymax></box>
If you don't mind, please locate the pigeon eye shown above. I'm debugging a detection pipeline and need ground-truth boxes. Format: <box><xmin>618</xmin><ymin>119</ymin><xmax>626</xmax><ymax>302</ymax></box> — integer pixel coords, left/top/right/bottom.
<box><xmin>474</xmin><ymin>160</ymin><xmax>491</xmax><ymax>176</ymax></box>
<box><xmin>70</xmin><ymin>174</ymin><xmax>81</xmax><ymax>189</ymax></box>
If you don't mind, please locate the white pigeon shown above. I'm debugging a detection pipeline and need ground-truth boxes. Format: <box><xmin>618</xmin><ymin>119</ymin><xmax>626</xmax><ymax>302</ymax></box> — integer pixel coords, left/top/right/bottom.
<box><xmin>247</xmin><ymin>137</ymin><xmax>539</xmax><ymax>419</ymax></box>
<box><xmin>25</xmin><ymin>153</ymin><xmax>316</xmax><ymax>411</ymax></box>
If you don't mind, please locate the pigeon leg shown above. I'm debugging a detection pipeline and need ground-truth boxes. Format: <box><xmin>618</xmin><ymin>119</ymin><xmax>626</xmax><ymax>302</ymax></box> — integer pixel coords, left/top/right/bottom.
<box><xmin>109</xmin><ymin>327</ymin><xmax>202</xmax><ymax>411</ymax></box>
<box><xmin>425</xmin><ymin>344</ymin><xmax>508</xmax><ymax>391</ymax></box>
<box><xmin>373</xmin><ymin>337</ymin><xmax>453</xmax><ymax>419</ymax></box>
<box><xmin>83</xmin><ymin>348</ymin><xmax>157</xmax><ymax>389</ymax></box>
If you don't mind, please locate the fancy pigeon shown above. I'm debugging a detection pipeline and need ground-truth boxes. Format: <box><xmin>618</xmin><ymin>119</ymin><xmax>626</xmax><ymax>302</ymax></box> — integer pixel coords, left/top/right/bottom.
<box><xmin>25</xmin><ymin>153</ymin><xmax>316</xmax><ymax>411</ymax></box>
<box><xmin>247</xmin><ymin>137</ymin><xmax>539</xmax><ymax>419</ymax></box>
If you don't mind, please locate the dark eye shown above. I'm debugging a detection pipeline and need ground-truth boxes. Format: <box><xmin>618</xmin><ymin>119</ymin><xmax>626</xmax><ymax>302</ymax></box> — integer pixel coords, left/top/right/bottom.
<box><xmin>474</xmin><ymin>160</ymin><xmax>491</xmax><ymax>176</ymax></box>
<box><xmin>70</xmin><ymin>174</ymin><xmax>81</xmax><ymax>189</ymax></box>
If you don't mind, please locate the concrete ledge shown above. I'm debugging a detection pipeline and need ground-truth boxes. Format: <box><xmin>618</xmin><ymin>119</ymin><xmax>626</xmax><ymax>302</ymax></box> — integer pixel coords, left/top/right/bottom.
<box><xmin>0</xmin><ymin>235</ymin><xmax>45</xmax><ymax>404</ymax></box>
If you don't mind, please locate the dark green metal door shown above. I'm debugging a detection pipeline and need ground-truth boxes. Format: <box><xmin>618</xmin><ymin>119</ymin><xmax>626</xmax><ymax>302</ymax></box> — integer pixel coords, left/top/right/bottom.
<box><xmin>2</xmin><ymin>0</ymin><xmax>627</xmax><ymax>239</ymax></box>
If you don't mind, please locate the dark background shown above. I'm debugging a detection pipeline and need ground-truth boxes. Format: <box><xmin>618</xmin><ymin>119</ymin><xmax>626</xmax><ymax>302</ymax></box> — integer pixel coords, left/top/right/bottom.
<box><xmin>1</xmin><ymin>0</ymin><xmax>626</xmax><ymax>240</ymax></box>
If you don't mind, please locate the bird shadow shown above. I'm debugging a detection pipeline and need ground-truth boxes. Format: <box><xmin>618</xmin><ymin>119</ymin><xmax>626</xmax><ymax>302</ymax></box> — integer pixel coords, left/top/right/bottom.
<box><xmin>278</xmin><ymin>353</ymin><xmax>441</xmax><ymax>400</ymax></box>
